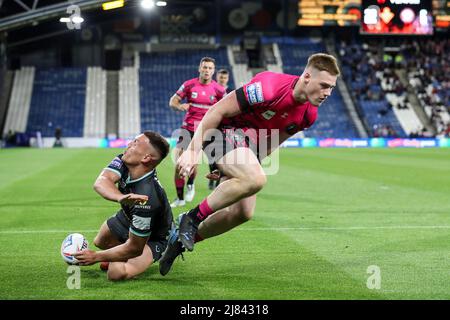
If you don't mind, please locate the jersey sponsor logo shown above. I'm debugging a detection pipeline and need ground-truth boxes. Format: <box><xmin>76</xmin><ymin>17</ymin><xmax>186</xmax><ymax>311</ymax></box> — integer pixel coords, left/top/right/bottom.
<box><xmin>132</xmin><ymin>215</ymin><xmax>151</xmax><ymax>231</ymax></box>
<box><xmin>135</xmin><ymin>204</ymin><xmax>152</xmax><ymax>210</ymax></box>
<box><xmin>110</xmin><ymin>157</ymin><xmax>123</xmax><ymax>169</ymax></box>
<box><xmin>246</xmin><ymin>82</ymin><xmax>264</xmax><ymax>105</ymax></box>
<box><xmin>191</xmin><ymin>92</ymin><xmax>198</xmax><ymax>99</ymax></box>
<box><xmin>261</xmin><ymin>110</ymin><xmax>276</xmax><ymax>120</ymax></box>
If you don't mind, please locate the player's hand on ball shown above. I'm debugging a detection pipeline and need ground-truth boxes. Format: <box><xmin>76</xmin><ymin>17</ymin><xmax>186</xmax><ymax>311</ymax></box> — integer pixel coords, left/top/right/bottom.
<box><xmin>72</xmin><ymin>249</ymin><xmax>98</xmax><ymax>266</ymax></box>
<box><xmin>119</xmin><ymin>193</ymin><xmax>149</xmax><ymax>206</ymax></box>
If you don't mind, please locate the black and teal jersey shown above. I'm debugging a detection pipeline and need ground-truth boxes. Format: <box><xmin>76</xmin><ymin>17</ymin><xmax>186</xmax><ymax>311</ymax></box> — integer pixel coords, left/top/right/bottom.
<box><xmin>104</xmin><ymin>154</ymin><xmax>173</xmax><ymax>240</ymax></box>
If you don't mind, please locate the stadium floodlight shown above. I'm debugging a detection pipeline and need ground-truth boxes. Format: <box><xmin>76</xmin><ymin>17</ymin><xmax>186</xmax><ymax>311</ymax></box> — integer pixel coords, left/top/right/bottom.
<box><xmin>102</xmin><ymin>0</ymin><xmax>125</xmax><ymax>11</ymax></box>
<box><xmin>140</xmin><ymin>0</ymin><xmax>155</xmax><ymax>10</ymax></box>
<box><xmin>156</xmin><ymin>1</ymin><xmax>167</xmax><ymax>6</ymax></box>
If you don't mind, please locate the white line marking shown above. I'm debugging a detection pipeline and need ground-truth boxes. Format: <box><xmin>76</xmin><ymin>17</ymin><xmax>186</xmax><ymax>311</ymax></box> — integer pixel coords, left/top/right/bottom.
<box><xmin>0</xmin><ymin>226</ymin><xmax>449</xmax><ymax>234</ymax></box>
<box><xmin>0</xmin><ymin>230</ymin><xmax>98</xmax><ymax>234</ymax></box>
<box><xmin>238</xmin><ymin>226</ymin><xmax>450</xmax><ymax>231</ymax></box>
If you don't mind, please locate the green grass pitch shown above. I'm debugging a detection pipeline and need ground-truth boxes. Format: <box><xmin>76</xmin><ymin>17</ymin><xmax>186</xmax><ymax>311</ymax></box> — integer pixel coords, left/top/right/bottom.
<box><xmin>0</xmin><ymin>147</ymin><xmax>449</xmax><ymax>299</ymax></box>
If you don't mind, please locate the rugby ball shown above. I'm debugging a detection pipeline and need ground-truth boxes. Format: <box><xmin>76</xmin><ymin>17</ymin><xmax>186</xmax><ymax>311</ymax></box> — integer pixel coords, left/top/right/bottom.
<box><xmin>61</xmin><ymin>233</ymin><xmax>88</xmax><ymax>265</ymax></box>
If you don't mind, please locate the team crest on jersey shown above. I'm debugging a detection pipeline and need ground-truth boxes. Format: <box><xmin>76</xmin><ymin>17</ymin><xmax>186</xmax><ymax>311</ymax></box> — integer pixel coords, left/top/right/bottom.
<box><xmin>285</xmin><ymin>123</ymin><xmax>299</xmax><ymax>135</ymax></box>
<box><xmin>246</xmin><ymin>82</ymin><xmax>264</xmax><ymax>105</ymax></box>
<box><xmin>261</xmin><ymin>110</ymin><xmax>276</xmax><ymax>120</ymax></box>
<box><xmin>191</xmin><ymin>92</ymin><xmax>198</xmax><ymax>99</ymax></box>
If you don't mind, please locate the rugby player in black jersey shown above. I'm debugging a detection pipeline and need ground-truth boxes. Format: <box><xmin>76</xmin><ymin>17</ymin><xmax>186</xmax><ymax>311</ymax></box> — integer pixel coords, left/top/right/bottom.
<box><xmin>73</xmin><ymin>131</ymin><xmax>173</xmax><ymax>281</ymax></box>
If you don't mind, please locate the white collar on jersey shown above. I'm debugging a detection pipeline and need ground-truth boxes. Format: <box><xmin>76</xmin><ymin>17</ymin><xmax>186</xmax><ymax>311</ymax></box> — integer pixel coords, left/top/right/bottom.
<box><xmin>126</xmin><ymin>169</ymin><xmax>155</xmax><ymax>184</ymax></box>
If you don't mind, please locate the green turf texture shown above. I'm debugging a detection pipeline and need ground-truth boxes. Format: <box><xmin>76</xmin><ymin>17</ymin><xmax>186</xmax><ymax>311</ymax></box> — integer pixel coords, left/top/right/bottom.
<box><xmin>0</xmin><ymin>147</ymin><xmax>449</xmax><ymax>300</ymax></box>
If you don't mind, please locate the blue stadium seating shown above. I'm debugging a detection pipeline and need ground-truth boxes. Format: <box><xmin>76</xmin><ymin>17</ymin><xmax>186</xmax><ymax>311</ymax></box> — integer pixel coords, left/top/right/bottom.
<box><xmin>26</xmin><ymin>68</ymin><xmax>86</xmax><ymax>137</ymax></box>
<box><xmin>139</xmin><ymin>48</ymin><xmax>234</xmax><ymax>137</ymax></box>
<box><xmin>336</xmin><ymin>40</ymin><xmax>407</xmax><ymax>137</ymax></box>
<box><xmin>359</xmin><ymin>100</ymin><xmax>404</xmax><ymax>136</ymax></box>
<box><xmin>275</xmin><ymin>37</ymin><xmax>359</xmax><ymax>138</ymax></box>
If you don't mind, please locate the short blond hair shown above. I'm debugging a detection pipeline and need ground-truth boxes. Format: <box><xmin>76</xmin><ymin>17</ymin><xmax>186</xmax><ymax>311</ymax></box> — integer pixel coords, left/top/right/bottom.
<box><xmin>306</xmin><ymin>53</ymin><xmax>340</xmax><ymax>76</ymax></box>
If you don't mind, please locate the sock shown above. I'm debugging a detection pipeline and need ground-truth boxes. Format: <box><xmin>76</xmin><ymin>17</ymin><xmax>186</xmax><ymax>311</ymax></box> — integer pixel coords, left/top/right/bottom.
<box><xmin>175</xmin><ymin>177</ymin><xmax>185</xmax><ymax>200</ymax></box>
<box><xmin>187</xmin><ymin>171</ymin><xmax>196</xmax><ymax>186</ymax></box>
<box><xmin>198</xmin><ymin>198</ymin><xmax>213</xmax><ymax>221</ymax></box>
<box><xmin>187</xmin><ymin>198</ymin><xmax>214</xmax><ymax>225</ymax></box>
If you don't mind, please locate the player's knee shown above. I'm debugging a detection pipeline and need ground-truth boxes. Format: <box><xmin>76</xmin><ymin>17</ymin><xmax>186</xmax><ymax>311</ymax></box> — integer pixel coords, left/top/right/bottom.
<box><xmin>93</xmin><ymin>235</ymin><xmax>105</xmax><ymax>249</ymax></box>
<box><xmin>107</xmin><ymin>271</ymin><xmax>127</xmax><ymax>281</ymax></box>
<box><xmin>254</xmin><ymin>174</ymin><xmax>267</xmax><ymax>191</ymax></box>
<box><xmin>237</xmin><ymin>209</ymin><xmax>254</xmax><ymax>223</ymax></box>
<box><xmin>242</xmin><ymin>173</ymin><xmax>266</xmax><ymax>196</ymax></box>
<box><xmin>107</xmin><ymin>265</ymin><xmax>127</xmax><ymax>281</ymax></box>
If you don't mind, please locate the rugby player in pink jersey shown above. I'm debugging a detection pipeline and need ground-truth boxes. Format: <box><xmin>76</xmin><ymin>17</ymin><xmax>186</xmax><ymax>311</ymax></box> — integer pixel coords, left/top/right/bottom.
<box><xmin>169</xmin><ymin>57</ymin><xmax>226</xmax><ymax>208</ymax></box>
<box><xmin>159</xmin><ymin>53</ymin><xmax>340</xmax><ymax>276</ymax></box>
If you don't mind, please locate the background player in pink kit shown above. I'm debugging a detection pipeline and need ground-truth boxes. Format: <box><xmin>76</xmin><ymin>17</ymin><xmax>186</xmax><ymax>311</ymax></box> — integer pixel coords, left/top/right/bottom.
<box><xmin>159</xmin><ymin>53</ymin><xmax>341</xmax><ymax>275</ymax></box>
<box><xmin>169</xmin><ymin>57</ymin><xmax>226</xmax><ymax>208</ymax></box>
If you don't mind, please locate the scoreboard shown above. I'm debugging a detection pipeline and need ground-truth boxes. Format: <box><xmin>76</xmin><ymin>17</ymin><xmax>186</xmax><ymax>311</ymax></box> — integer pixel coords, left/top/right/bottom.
<box><xmin>361</xmin><ymin>0</ymin><xmax>433</xmax><ymax>34</ymax></box>
<box><xmin>434</xmin><ymin>0</ymin><xmax>450</xmax><ymax>29</ymax></box>
<box><xmin>297</xmin><ymin>0</ymin><xmax>362</xmax><ymax>26</ymax></box>
<box><xmin>298</xmin><ymin>0</ymin><xmax>449</xmax><ymax>30</ymax></box>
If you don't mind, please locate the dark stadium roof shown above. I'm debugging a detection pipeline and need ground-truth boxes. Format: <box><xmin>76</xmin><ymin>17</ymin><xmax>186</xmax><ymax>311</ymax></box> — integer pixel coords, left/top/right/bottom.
<box><xmin>0</xmin><ymin>0</ymin><xmax>68</xmax><ymax>18</ymax></box>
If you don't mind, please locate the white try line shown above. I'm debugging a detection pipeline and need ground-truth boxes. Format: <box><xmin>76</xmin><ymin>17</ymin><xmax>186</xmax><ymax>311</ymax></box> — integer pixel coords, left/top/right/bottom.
<box><xmin>0</xmin><ymin>225</ymin><xmax>450</xmax><ymax>235</ymax></box>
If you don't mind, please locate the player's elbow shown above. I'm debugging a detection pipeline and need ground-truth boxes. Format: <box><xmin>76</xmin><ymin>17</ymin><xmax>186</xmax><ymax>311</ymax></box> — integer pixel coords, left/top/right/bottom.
<box><xmin>169</xmin><ymin>96</ymin><xmax>180</xmax><ymax>110</ymax></box>
<box><xmin>93</xmin><ymin>177</ymin><xmax>105</xmax><ymax>194</ymax></box>
<box><xmin>93</xmin><ymin>181</ymin><xmax>100</xmax><ymax>193</ymax></box>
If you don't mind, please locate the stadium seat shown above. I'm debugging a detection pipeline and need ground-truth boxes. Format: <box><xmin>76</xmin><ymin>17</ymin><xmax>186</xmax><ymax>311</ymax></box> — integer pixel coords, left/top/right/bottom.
<box><xmin>26</xmin><ymin>68</ymin><xmax>86</xmax><ymax>137</ymax></box>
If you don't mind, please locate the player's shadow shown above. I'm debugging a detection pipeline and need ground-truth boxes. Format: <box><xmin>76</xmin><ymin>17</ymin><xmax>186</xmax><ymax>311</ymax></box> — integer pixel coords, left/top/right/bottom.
<box><xmin>82</xmin><ymin>269</ymin><xmax>103</xmax><ymax>279</ymax></box>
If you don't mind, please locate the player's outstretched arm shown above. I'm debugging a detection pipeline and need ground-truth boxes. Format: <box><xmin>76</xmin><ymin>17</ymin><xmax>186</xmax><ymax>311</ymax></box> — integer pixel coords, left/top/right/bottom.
<box><xmin>93</xmin><ymin>170</ymin><xmax>148</xmax><ymax>204</ymax></box>
<box><xmin>93</xmin><ymin>170</ymin><xmax>123</xmax><ymax>202</ymax></box>
<box><xmin>177</xmin><ymin>90</ymin><xmax>242</xmax><ymax>177</ymax></box>
<box><xmin>73</xmin><ymin>233</ymin><xmax>148</xmax><ymax>265</ymax></box>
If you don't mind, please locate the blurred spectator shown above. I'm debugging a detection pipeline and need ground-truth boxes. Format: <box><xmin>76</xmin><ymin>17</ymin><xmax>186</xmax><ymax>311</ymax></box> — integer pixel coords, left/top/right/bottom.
<box><xmin>373</xmin><ymin>124</ymin><xmax>397</xmax><ymax>138</ymax></box>
<box><xmin>53</xmin><ymin>127</ymin><xmax>63</xmax><ymax>148</ymax></box>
